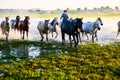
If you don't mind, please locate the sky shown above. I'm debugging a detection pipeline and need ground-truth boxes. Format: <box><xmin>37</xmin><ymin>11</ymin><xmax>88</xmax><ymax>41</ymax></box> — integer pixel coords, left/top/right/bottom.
<box><xmin>0</xmin><ymin>0</ymin><xmax>120</xmax><ymax>10</ymax></box>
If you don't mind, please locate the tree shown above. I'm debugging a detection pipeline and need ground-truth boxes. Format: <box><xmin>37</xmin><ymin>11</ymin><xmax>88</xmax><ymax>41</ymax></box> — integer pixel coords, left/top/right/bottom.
<box><xmin>93</xmin><ymin>7</ymin><xmax>97</xmax><ymax>11</ymax></box>
<box><xmin>57</xmin><ymin>8</ymin><xmax>60</xmax><ymax>10</ymax></box>
<box><xmin>84</xmin><ymin>7</ymin><xmax>87</xmax><ymax>11</ymax></box>
<box><xmin>115</xmin><ymin>6</ymin><xmax>119</xmax><ymax>11</ymax></box>
<box><xmin>77</xmin><ymin>8</ymin><xmax>81</xmax><ymax>11</ymax></box>
<box><xmin>66</xmin><ymin>8</ymin><xmax>69</xmax><ymax>11</ymax></box>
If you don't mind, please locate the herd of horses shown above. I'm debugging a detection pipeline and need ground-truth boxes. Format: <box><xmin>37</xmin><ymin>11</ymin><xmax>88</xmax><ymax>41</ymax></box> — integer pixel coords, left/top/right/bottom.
<box><xmin>0</xmin><ymin>16</ymin><xmax>120</xmax><ymax>50</ymax></box>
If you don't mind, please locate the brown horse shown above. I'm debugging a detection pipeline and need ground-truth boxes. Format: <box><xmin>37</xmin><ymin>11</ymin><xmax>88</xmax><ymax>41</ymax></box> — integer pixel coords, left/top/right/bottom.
<box><xmin>11</xmin><ymin>15</ymin><xmax>21</xmax><ymax>32</ymax></box>
<box><xmin>0</xmin><ymin>17</ymin><xmax>10</xmax><ymax>41</ymax></box>
<box><xmin>19</xmin><ymin>16</ymin><xmax>30</xmax><ymax>39</ymax></box>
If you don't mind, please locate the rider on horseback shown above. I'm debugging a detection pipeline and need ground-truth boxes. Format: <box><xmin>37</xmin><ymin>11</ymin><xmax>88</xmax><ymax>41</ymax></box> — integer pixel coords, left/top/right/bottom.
<box><xmin>60</xmin><ymin>10</ymin><xmax>69</xmax><ymax>21</ymax></box>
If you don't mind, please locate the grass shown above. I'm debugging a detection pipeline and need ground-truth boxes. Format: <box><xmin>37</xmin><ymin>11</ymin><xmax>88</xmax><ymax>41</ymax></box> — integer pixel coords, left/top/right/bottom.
<box><xmin>0</xmin><ymin>40</ymin><xmax>120</xmax><ymax>79</ymax></box>
<box><xmin>0</xmin><ymin>13</ymin><xmax>120</xmax><ymax>18</ymax></box>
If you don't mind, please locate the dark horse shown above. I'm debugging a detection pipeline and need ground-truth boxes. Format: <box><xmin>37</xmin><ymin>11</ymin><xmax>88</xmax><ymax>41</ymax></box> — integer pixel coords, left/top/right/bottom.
<box><xmin>61</xmin><ymin>18</ymin><xmax>83</xmax><ymax>50</ymax></box>
<box><xmin>11</xmin><ymin>15</ymin><xmax>21</xmax><ymax>32</ymax></box>
<box><xmin>19</xmin><ymin>16</ymin><xmax>30</xmax><ymax>39</ymax></box>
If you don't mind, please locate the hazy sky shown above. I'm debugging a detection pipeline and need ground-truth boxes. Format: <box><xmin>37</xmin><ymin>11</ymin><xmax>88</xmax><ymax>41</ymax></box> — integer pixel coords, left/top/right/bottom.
<box><xmin>0</xmin><ymin>0</ymin><xmax>120</xmax><ymax>10</ymax></box>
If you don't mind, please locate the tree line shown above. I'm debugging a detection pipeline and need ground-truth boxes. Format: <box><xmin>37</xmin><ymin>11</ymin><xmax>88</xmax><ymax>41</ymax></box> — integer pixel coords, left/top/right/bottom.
<box><xmin>0</xmin><ymin>6</ymin><xmax>119</xmax><ymax>14</ymax></box>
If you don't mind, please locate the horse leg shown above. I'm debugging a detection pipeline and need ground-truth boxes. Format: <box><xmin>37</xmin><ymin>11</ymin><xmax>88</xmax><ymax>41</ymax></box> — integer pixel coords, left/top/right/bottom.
<box><xmin>69</xmin><ymin>35</ymin><xmax>72</xmax><ymax>47</ymax></box>
<box><xmin>5</xmin><ymin>32</ymin><xmax>9</xmax><ymax>41</ymax></box>
<box><xmin>26</xmin><ymin>31</ymin><xmax>28</xmax><ymax>40</ymax></box>
<box><xmin>61</xmin><ymin>31</ymin><xmax>65</xmax><ymax>46</ymax></box>
<box><xmin>40</xmin><ymin>32</ymin><xmax>44</xmax><ymax>41</ymax></box>
<box><xmin>22</xmin><ymin>30</ymin><xmax>25</xmax><ymax>39</ymax></box>
<box><xmin>73</xmin><ymin>35</ymin><xmax>78</xmax><ymax>50</ymax></box>
<box><xmin>78</xmin><ymin>33</ymin><xmax>82</xmax><ymax>45</ymax></box>
<box><xmin>55</xmin><ymin>31</ymin><xmax>58</xmax><ymax>38</ymax></box>
<box><xmin>85</xmin><ymin>33</ymin><xmax>89</xmax><ymax>40</ymax></box>
<box><xmin>92</xmin><ymin>34</ymin><xmax>94</xmax><ymax>43</ymax></box>
<box><xmin>52</xmin><ymin>32</ymin><xmax>53</xmax><ymax>37</ymax></box>
<box><xmin>95</xmin><ymin>33</ymin><xmax>98</xmax><ymax>41</ymax></box>
<box><xmin>46</xmin><ymin>33</ymin><xmax>48</xmax><ymax>41</ymax></box>
<box><xmin>76</xmin><ymin>34</ymin><xmax>79</xmax><ymax>44</ymax></box>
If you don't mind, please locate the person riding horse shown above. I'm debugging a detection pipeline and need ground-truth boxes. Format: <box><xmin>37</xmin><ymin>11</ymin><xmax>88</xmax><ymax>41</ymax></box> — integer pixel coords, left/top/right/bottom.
<box><xmin>60</xmin><ymin>10</ymin><xmax>69</xmax><ymax>25</ymax></box>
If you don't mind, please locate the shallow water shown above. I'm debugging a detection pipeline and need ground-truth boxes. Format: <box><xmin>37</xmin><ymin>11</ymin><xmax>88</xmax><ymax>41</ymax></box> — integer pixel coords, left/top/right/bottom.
<box><xmin>1</xmin><ymin>17</ymin><xmax>120</xmax><ymax>44</ymax></box>
<box><xmin>0</xmin><ymin>17</ymin><xmax>120</xmax><ymax>59</ymax></box>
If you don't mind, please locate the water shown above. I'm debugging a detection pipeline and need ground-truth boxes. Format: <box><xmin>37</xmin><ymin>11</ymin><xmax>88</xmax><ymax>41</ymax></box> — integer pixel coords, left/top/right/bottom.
<box><xmin>0</xmin><ymin>17</ymin><xmax>120</xmax><ymax>59</ymax></box>
<box><xmin>1</xmin><ymin>17</ymin><xmax>120</xmax><ymax>44</ymax></box>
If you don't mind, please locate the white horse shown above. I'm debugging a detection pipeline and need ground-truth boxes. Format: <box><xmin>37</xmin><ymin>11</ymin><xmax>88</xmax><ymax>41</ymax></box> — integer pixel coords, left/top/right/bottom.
<box><xmin>0</xmin><ymin>17</ymin><xmax>10</xmax><ymax>41</ymax></box>
<box><xmin>82</xmin><ymin>18</ymin><xmax>103</xmax><ymax>42</ymax></box>
<box><xmin>37</xmin><ymin>17</ymin><xmax>59</xmax><ymax>41</ymax></box>
<box><xmin>49</xmin><ymin>17</ymin><xmax>59</xmax><ymax>38</ymax></box>
<box><xmin>116</xmin><ymin>21</ymin><xmax>120</xmax><ymax>37</ymax></box>
<box><xmin>37</xmin><ymin>19</ymin><xmax>50</xmax><ymax>41</ymax></box>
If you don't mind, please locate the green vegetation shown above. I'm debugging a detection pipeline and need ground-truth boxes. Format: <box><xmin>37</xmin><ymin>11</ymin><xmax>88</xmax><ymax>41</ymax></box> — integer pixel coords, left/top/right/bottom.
<box><xmin>0</xmin><ymin>13</ymin><xmax>120</xmax><ymax>18</ymax></box>
<box><xmin>0</xmin><ymin>40</ymin><xmax>120</xmax><ymax>79</ymax></box>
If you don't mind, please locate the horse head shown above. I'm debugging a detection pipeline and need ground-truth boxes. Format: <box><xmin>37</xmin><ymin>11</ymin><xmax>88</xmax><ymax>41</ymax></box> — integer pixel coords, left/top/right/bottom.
<box><xmin>54</xmin><ymin>17</ymin><xmax>59</xmax><ymax>25</ymax></box>
<box><xmin>44</xmin><ymin>19</ymin><xmax>50</xmax><ymax>30</ymax></box>
<box><xmin>25</xmin><ymin>16</ymin><xmax>30</xmax><ymax>21</ymax></box>
<box><xmin>51</xmin><ymin>17</ymin><xmax>59</xmax><ymax>26</ymax></box>
<box><xmin>75</xmin><ymin>18</ymin><xmax>83</xmax><ymax>33</ymax></box>
<box><xmin>16</xmin><ymin>15</ymin><xmax>20</xmax><ymax>22</ymax></box>
<box><xmin>97</xmin><ymin>17</ymin><xmax>103</xmax><ymax>26</ymax></box>
<box><xmin>24</xmin><ymin>16</ymin><xmax>30</xmax><ymax>26</ymax></box>
<box><xmin>94</xmin><ymin>17</ymin><xmax>103</xmax><ymax>30</ymax></box>
<box><xmin>5</xmin><ymin>16</ymin><xmax>9</xmax><ymax>23</ymax></box>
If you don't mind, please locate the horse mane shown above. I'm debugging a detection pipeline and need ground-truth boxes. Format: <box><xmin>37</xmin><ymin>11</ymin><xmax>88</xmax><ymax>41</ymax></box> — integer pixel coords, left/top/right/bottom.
<box><xmin>75</xmin><ymin>18</ymin><xmax>83</xmax><ymax>32</ymax></box>
<box><xmin>51</xmin><ymin>19</ymin><xmax>54</xmax><ymax>26</ymax></box>
<box><xmin>24</xmin><ymin>16</ymin><xmax>30</xmax><ymax>25</ymax></box>
<box><xmin>16</xmin><ymin>16</ymin><xmax>20</xmax><ymax>21</ymax></box>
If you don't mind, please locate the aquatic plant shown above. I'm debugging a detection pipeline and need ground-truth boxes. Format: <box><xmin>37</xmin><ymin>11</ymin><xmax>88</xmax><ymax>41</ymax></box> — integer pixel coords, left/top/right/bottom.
<box><xmin>0</xmin><ymin>40</ymin><xmax>120</xmax><ymax>79</ymax></box>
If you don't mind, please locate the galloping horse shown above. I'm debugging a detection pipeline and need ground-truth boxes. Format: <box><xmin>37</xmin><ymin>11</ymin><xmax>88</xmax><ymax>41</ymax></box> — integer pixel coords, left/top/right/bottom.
<box><xmin>82</xmin><ymin>17</ymin><xmax>103</xmax><ymax>42</ymax></box>
<box><xmin>11</xmin><ymin>16</ymin><xmax>20</xmax><ymax>32</ymax></box>
<box><xmin>116</xmin><ymin>21</ymin><xmax>120</xmax><ymax>37</ymax></box>
<box><xmin>10</xmin><ymin>19</ymin><xmax>15</xmax><ymax>30</ymax></box>
<box><xmin>61</xmin><ymin>18</ymin><xmax>83</xmax><ymax>50</ymax></box>
<box><xmin>37</xmin><ymin>19</ymin><xmax>50</xmax><ymax>41</ymax></box>
<box><xmin>49</xmin><ymin>17</ymin><xmax>59</xmax><ymax>38</ymax></box>
<box><xmin>0</xmin><ymin>17</ymin><xmax>10</xmax><ymax>41</ymax></box>
<box><xmin>19</xmin><ymin>16</ymin><xmax>30</xmax><ymax>39</ymax></box>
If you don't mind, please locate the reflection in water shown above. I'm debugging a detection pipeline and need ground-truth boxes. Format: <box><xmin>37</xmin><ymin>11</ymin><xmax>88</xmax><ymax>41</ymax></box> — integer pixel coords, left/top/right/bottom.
<box><xmin>0</xmin><ymin>45</ymin><xmax>63</xmax><ymax>62</ymax></box>
<box><xmin>28</xmin><ymin>46</ymin><xmax>40</xmax><ymax>58</ymax></box>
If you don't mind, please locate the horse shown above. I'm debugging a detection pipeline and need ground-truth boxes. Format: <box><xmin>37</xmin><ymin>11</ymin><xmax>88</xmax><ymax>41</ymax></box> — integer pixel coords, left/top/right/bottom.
<box><xmin>49</xmin><ymin>17</ymin><xmax>59</xmax><ymax>38</ymax></box>
<box><xmin>19</xmin><ymin>16</ymin><xmax>30</xmax><ymax>39</ymax></box>
<box><xmin>37</xmin><ymin>19</ymin><xmax>50</xmax><ymax>41</ymax></box>
<box><xmin>11</xmin><ymin>15</ymin><xmax>21</xmax><ymax>32</ymax></box>
<box><xmin>61</xmin><ymin>18</ymin><xmax>83</xmax><ymax>50</ymax></box>
<box><xmin>0</xmin><ymin>17</ymin><xmax>10</xmax><ymax>41</ymax></box>
<box><xmin>116</xmin><ymin>21</ymin><xmax>120</xmax><ymax>37</ymax></box>
<box><xmin>82</xmin><ymin>17</ymin><xmax>103</xmax><ymax>42</ymax></box>
<box><xmin>10</xmin><ymin>19</ymin><xmax>15</xmax><ymax>30</ymax></box>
